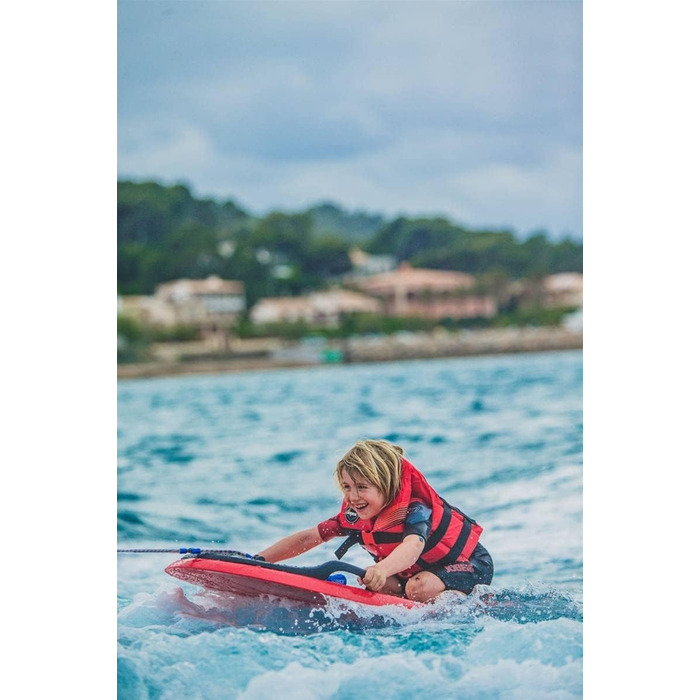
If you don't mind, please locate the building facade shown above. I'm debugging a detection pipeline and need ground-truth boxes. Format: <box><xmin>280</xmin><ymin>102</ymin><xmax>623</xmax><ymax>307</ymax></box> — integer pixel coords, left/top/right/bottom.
<box><xmin>251</xmin><ymin>289</ymin><xmax>381</xmax><ymax>327</ymax></box>
<box><xmin>351</xmin><ymin>263</ymin><xmax>497</xmax><ymax>319</ymax></box>
<box><xmin>119</xmin><ymin>275</ymin><xmax>246</xmax><ymax>333</ymax></box>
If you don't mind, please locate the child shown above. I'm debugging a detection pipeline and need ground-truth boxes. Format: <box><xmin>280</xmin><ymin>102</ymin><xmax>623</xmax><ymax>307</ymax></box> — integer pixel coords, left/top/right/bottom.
<box><xmin>257</xmin><ymin>439</ymin><xmax>493</xmax><ymax>603</ymax></box>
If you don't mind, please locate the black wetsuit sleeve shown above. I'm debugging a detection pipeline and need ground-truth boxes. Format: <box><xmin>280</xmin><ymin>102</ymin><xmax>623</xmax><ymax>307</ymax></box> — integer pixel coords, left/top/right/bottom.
<box><xmin>403</xmin><ymin>502</ymin><xmax>432</xmax><ymax>543</ymax></box>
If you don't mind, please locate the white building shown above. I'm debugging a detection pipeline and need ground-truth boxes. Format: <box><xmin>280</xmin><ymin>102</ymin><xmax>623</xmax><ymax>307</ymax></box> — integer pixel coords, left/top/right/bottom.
<box><xmin>347</xmin><ymin>247</ymin><xmax>397</xmax><ymax>277</ymax></box>
<box><xmin>154</xmin><ymin>275</ymin><xmax>245</xmax><ymax>325</ymax></box>
<box><xmin>251</xmin><ymin>289</ymin><xmax>381</xmax><ymax>327</ymax></box>
<box><xmin>119</xmin><ymin>275</ymin><xmax>246</xmax><ymax>331</ymax></box>
<box><xmin>543</xmin><ymin>273</ymin><xmax>583</xmax><ymax>308</ymax></box>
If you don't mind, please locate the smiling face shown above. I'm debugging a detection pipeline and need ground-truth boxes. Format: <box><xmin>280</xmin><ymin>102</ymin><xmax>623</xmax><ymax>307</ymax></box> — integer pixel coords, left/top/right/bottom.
<box><xmin>340</xmin><ymin>468</ymin><xmax>387</xmax><ymax>520</ymax></box>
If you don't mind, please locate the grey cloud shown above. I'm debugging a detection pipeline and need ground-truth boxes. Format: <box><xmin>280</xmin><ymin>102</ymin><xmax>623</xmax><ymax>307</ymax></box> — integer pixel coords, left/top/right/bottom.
<box><xmin>118</xmin><ymin>0</ymin><xmax>582</xmax><ymax>238</ymax></box>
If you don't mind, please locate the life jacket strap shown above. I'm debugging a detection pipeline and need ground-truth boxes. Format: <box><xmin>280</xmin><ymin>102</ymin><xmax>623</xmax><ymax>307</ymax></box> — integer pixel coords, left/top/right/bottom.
<box><xmin>335</xmin><ymin>530</ymin><xmax>405</xmax><ymax>559</ymax></box>
<box><xmin>418</xmin><ymin>499</ymin><xmax>481</xmax><ymax>568</ymax></box>
<box><xmin>424</xmin><ymin>499</ymin><xmax>452</xmax><ymax>550</ymax></box>
<box><xmin>335</xmin><ymin>532</ymin><xmax>362</xmax><ymax>559</ymax></box>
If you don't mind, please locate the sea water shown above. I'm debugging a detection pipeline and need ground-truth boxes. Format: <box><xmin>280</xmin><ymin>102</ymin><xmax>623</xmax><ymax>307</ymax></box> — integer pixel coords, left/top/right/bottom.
<box><xmin>117</xmin><ymin>350</ymin><xmax>583</xmax><ymax>699</ymax></box>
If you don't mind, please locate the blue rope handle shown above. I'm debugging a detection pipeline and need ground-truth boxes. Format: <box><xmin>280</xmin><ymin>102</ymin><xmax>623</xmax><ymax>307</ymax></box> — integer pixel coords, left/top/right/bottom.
<box><xmin>118</xmin><ymin>548</ymin><xmax>366</xmax><ymax>580</ymax></box>
<box><xmin>117</xmin><ymin>548</ymin><xmax>263</xmax><ymax>558</ymax></box>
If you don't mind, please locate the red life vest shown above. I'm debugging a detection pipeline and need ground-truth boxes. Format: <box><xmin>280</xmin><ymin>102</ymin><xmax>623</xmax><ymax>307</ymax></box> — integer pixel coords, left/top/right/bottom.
<box><xmin>335</xmin><ymin>458</ymin><xmax>482</xmax><ymax>577</ymax></box>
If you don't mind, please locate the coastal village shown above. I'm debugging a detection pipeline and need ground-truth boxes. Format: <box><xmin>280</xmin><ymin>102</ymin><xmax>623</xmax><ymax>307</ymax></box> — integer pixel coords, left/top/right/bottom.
<box><xmin>118</xmin><ymin>248</ymin><xmax>583</xmax><ymax>379</ymax></box>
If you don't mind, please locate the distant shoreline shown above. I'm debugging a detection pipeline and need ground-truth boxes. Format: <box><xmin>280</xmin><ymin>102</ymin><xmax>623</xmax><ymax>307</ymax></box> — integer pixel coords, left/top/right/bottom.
<box><xmin>117</xmin><ymin>327</ymin><xmax>582</xmax><ymax>381</ymax></box>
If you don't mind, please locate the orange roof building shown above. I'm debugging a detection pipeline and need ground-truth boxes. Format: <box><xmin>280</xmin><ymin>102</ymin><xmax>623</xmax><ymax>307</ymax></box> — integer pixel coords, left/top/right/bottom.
<box><xmin>352</xmin><ymin>263</ymin><xmax>497</xmax><ymax>319</ymax></box>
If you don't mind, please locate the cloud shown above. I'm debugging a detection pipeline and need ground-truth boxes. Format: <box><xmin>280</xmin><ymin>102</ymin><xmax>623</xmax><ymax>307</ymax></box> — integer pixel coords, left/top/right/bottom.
<box><xmin>118</xmin><ymin>0</ymin><xmax>582</xmax><ymax>238</ymax></box>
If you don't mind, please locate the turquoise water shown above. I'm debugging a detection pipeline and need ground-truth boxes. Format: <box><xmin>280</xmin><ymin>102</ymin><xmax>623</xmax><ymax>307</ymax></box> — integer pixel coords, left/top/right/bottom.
<box><xmin>117</xmin><ymin>350</ymin><xmax>583</xmax><ymax>699</ymax></box>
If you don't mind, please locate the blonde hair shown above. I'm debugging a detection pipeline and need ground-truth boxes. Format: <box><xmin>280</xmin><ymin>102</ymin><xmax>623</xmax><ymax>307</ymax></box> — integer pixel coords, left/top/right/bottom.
<box><xmin>335</xmin><ymin>439</ymin><xmax>405</xmax><ymax>503</ymax></box>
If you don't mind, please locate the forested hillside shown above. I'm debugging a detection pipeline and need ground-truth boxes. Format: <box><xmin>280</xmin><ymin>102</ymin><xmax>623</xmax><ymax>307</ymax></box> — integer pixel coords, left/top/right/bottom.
<box><xmin>117</xmin><ymin>180</ymin><xmax>582</xmax><ymax>308</ymax></box>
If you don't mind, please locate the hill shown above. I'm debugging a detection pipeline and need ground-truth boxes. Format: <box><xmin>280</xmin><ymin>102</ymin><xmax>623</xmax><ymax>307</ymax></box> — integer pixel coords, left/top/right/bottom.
<box><xmin>304</xmin><ymin>201</ymin><xmax>386</xmax><ymax>242</ymax></box>
<box><xmin>117</xmin><ymin>180</ymin><xmax>582</xmax><ymax>303</ymax></box>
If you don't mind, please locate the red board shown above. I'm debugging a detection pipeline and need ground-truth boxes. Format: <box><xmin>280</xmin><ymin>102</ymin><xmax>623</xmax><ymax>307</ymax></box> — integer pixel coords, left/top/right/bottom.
<box><xmin>165</xmin><ymin>557</ymin><xmax>419</xmax><ymax>609</ymax></box>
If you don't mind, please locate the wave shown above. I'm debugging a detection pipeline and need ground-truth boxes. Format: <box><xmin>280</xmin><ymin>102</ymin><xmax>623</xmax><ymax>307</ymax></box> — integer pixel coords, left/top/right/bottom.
<box><xmin>118</xmin><ymin>582</ymin><xmax>582</xmax><ymax>637</ymax></box>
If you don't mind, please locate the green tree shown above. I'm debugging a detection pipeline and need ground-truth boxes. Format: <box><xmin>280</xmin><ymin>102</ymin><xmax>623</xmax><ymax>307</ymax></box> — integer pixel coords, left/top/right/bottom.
<box><xmin>117</xmin><ymin>314</ymin><xmax>151</xmax><ymax>363</ymax></box>
<box><xmin>117</xmin><ymin>180</ymin><xmax>250</xmax><ymax>294</ymax></box>
<box><xmin>301</xmin><ymin>235</ymin><xmax>352</xmax><ymax>278</ymax></box>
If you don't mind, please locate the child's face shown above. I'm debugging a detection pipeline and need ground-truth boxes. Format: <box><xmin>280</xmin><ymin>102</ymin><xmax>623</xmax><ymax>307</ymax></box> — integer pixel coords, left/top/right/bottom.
<box><xmin>340</xmin><ymin>468</ymin><xmax>386</xmax><ymax>520</ymax></box>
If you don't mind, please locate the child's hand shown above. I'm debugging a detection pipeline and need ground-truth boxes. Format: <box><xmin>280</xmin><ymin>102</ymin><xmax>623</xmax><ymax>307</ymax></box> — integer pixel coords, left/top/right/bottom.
<box><xmin>361</xmin><ymin>565</ymin><xmax>387</xmax><ymax>591</ymax></box>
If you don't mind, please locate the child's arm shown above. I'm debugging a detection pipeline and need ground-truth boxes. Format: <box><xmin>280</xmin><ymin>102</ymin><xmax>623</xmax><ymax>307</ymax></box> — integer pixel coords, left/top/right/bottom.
<box><xmin>362</xmin><ymin>534</ymin><xmax>425</xmax><ymax>590</ymax></box>
<box><xmin>256</xmin><ymin>526</ymin><xmax>323</xmax><ymax>563</ymax></box>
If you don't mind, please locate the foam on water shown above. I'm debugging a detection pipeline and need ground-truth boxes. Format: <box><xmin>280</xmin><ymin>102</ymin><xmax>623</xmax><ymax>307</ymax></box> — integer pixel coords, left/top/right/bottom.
<box><xmin>118</xmin><ymin>351</ymin><xmax>583</xmax><ymax>698</ymax></box>
<box><xmin>118</xmin><ymin>581</ymin><xmax>582</xmax><ymax>699</ymax></box>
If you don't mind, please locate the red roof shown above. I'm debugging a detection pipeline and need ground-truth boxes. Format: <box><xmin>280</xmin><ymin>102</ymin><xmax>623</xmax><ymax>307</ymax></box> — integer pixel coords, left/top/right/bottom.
<box><xmin>354</xmin><ymin>263</ymin><xmax>475</xmax><ymax>294</ymax></box>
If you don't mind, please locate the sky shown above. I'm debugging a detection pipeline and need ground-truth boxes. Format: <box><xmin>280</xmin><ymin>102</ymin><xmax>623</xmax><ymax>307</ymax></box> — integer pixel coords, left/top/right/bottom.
<box><xmin>118</xmin><ymin>0</ymin><xmax>582</xmax><ymax>240</ymax></box>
